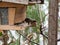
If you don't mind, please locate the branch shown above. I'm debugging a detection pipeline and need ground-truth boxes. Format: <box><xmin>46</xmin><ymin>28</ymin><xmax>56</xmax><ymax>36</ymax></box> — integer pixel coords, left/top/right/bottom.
<box><xmin>17</xmin><ymin>31</ymin><xmax>39</xmax><ymax>45</ymax></box>
<box><xmin>40</xmin><ymin>25</ymin><xmax>60</xmax><ymax>42</ymax></box>
<box><xmin>41</xmin><ymin>33</ymin><xmax>48</xmax><ymax>39</ymax></box>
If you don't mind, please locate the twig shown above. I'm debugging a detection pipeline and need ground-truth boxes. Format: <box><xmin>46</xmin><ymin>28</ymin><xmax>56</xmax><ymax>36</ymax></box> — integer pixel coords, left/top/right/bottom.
<box><xmin>40</xmin><ymin>25</ymin><xmax>60</xmax><ymax>42</ymax></box>
<box><xmin>17</xmin><ymin>31</ymin><xmax>39</xmax><ymax>45</ymax></box>
<box><xmin>41</xmin><ymin>33</ymin><xmax>48</xmax><ymax>39</ymax></box>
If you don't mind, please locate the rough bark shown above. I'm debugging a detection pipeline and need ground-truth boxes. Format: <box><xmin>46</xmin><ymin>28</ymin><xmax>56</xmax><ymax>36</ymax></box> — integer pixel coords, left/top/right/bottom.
<box><xmin>48</xmin><ymin>0</ymin><xmax>58</xmax><ymax>45</ymax></box>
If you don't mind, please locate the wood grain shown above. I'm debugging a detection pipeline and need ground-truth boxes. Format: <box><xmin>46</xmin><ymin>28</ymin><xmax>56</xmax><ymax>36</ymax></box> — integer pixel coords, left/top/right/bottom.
<box><xmin>14</xmin><ymin>6</ymin><xmax>27</xmax><ymax>23</ymax></box>
<box><xmin>0</xmin><ymin>25</ymin><xmax>25</xmax><ymax>30</ymax></box>
<box><xmin>8</xmin><ymin>8</ymin><xmax>15</xmax><ymax>25</ymax></box>
<box><xmin>0</xmin><ymin>2</ymin><xmax>27</xmax><ymax>8</ymax></box>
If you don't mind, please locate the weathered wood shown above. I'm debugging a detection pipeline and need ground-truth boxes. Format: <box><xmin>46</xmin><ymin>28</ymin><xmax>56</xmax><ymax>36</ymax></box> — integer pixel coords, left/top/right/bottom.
<box><xmin>0</xmin><ymin>25</ymin><xmax>25</xmax><ymax>30</ymax></box>
<box><xmin>48</xmin><ymin>0</ymin><xmax>58</xmax><ymax>45</ymax></box>
<box><xmin>1</xmin><ymin>0</ymin><xmax>28</xmax><ymax>5</ymax></box>
<box><xmin>0</xmin><ymin>2</ymin><xmax>28</xmax><ymax>8</ymax></box>
<box><xmin>0</xmin><ymin>0</ymin><xmax>44</xmax><ymax>7</ymax></box>
<box><xmin>14</xmin><ymin>6</ymin><xmax>27</xmax><ymax>23</ymax></box>
<box><xmin>8</xmin><ymin>8</ymin><xmax>15</xmax><ymax>25</ymax></box>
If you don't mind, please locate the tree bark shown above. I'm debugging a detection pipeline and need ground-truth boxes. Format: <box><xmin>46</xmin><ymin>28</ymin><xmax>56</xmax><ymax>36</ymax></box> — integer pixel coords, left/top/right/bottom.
<box><xmin>48</xmin><ymin>0</ymin><xmax>58</xmax><ymax>45</ymax></box>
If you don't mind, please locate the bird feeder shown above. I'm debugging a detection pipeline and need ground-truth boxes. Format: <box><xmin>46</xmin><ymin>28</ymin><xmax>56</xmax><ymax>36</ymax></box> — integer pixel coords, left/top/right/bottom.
<box><xmin>0</xmin><ymin>0</ymin><xmax>44</xmax><ymax>30</ymax></box>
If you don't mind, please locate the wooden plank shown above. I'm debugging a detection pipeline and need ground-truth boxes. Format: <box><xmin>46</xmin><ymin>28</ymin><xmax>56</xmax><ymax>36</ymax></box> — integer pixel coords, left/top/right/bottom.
<box><xmin>8</xmin><ymin>8</ymin><xmax>15</xmax><ymax>25</ymax></box>
<box><xmin>48</xmin><ymin>0</ymin><xmax>58</xmax><ymax>45</ymax></box>
<box><xmin>1</xmin><ymin>0</ymin><xmax>28</xmax><ymax>5</ymax></box>
<box><xmin>0</xmin><ymin>25</ymin><xmax>25</xmax><ymax>30</ymax></box>
<box><xmin>0</xmin><ymin>2</ymin><xmax>27</xmax><ymax>8</ymax></box>
<box><xmin>14</xmin><ymin>6</ymin><xmax>27</xmax><ymax>23</ymax></box>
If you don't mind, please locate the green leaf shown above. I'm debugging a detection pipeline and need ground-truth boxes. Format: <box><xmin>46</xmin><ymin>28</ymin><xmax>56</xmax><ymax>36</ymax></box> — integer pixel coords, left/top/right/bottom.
<box><xmin>0</xmin><ymin>32</ymin><xmax>3</xmax><ymax>36</ymax></box>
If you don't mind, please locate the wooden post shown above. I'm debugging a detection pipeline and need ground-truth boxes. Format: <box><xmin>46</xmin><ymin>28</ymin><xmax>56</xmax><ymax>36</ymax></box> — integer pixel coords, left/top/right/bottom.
<box><xmin>48</xmin><ymin>0</ymin><xmax>58</xmax><ymax>45</ymax></box>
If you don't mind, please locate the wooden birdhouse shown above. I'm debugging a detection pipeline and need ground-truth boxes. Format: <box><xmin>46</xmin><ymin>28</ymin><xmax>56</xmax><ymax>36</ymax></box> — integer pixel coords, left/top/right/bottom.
<box><xmin>0</xmin><ymin>0</ymin><xmax>44</xmax><ymax>30</ymax></box>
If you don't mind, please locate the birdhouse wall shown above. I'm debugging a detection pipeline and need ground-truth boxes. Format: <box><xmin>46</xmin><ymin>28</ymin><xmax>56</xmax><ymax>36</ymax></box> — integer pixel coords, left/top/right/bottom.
<box><xmin>0</xmin><ymin>6</ymin><xmax>27</xmax><ymax>25</ymax></box>
<box><xmin>0</xmin><ymin>8</ymin><xmax>25</xmax><ymax>31</ymax></box>
<box><xmin>8</xmin><ymin>5</ymin><xmax>27</xmax><ymax>25</ymax></box>
<box><xmin>14</xmin><ymin>6</ymin><xmax>27</xmax><ymax>23</ymax></box>
<box><xmin>8</xmin><ymin>8</ymin><xmax>16</xmax><ymax>25</ymax></box>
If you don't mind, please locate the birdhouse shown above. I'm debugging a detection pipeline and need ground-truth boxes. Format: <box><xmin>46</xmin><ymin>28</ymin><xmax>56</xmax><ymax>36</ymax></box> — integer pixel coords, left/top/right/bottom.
<box><xmin>0</xmin><ymin>0</ymin><xmax>44</xmax><ymax>30</ymax></box>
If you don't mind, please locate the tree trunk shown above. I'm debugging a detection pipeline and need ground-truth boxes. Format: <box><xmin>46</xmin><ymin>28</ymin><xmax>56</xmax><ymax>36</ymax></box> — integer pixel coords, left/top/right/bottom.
<box><xmin>48</xmin><ymin>0</ymin><xmax>58</xmax><ymax>45</ymax></box>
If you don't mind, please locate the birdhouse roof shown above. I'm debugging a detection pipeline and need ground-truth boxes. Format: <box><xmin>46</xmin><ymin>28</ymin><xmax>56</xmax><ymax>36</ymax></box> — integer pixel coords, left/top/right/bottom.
<box><xmin>0</xmin><ymin>0</ymin><xmax>44</xmax><ymax>7</ymax></box>
<box><xmin>0</xmin><ymin>0</ymin><xmax>28</xmax><ymax>5</ymax></box>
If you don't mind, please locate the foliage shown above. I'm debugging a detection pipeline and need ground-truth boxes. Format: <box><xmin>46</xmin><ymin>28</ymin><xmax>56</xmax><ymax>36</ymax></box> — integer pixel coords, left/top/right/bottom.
<box><xmin>0</xmin><ymin>32</ymin><xmax>3</xmax><ymax>36</ymax></box>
